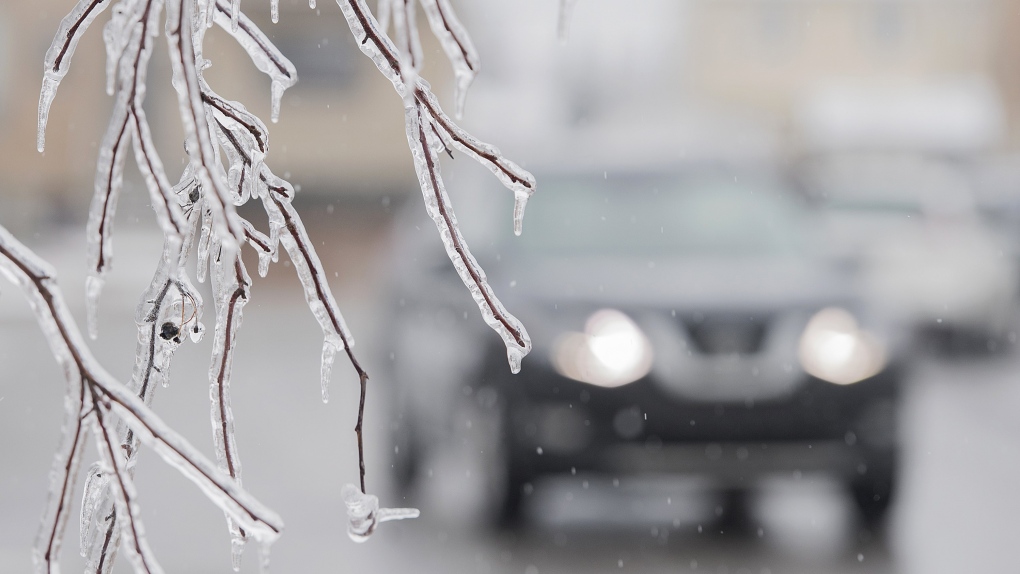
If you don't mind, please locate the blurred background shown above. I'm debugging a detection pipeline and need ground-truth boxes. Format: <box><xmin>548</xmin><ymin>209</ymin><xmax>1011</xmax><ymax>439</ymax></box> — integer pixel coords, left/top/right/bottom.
<box><xmin>3</xmin><ymin>0</ymin><xmax>1020</xmax><ymax>572</ymax></box>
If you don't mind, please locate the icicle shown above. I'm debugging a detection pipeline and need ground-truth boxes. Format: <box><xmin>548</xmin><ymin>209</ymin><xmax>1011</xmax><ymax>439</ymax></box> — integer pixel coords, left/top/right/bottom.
<box><xmin>309</xmin><ymin>0</ymin><xmax>317</xmax><ymax>8</ymax></box>
<box><xmin>320</xmin><ymin>336</ymin><xmax>341</xmax><ymax>403</ymax></box>
<box><xmin>258</xmin><ymin>252</ymin><xmax>271</xmax><ymax>278</ymax></box>
<box><xmin>37</xmin><ymin>75</ymin><xmax>58</xmax><ymax>152</ymax></box>
<box><xmin>270</xmin><ymin>80</ymin><xmax>285</xmax><ymax>123</ymax></box>
<box><xmin>513</xmin><ymin>188</ymin><xmax>530</xmax><ymax>237</ymax></box>
<box><xmin>211</xmin><ymin>1</ymin><xmax>297</xmax><ymax>122</ymax></box>
<box><xmin>250</xmin><ymin>149</ymin><xmax>265</xmax><ymax>198</ymax></box>
<box><xmin>85</xmin><ymin>275</ymin><xmax>104</xmax><ymax>340</ymax></box>
<box><xmin>271</xmin><ymin>0</ymin><xmax>279</xmax><ymax>23</ymax></box>
<box><xmin>341</xmin><ymin>484</ymin><xmax>418</xmax><ymax>542</ymax></box>
<box><xmin>231</xmin><ymin>536</ymin><xmax>245</xmax><ymax>571</ymax></box>
<box><xmin>197</xmin><ymin>207</ymin><xmax>213</xmax><ymax>283</ymax></box>
<box><xmin>230</xmin><ymin>0</ymin><xmax>240</xmax><ymax>31</ymax></box>
<box><xmin>228</xmin><ymin>164</ymin><xmax>244</xmax><ymax>200</ymax></box>
<box><xmin>79</xmin><ymin>463</ymin><xmax>108</xmax><ymax>557</ymax></box>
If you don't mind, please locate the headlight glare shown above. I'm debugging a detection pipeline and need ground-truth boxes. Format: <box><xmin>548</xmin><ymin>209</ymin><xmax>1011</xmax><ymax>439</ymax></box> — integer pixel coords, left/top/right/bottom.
<box><xmin>552</xmin><ymin>309</ymin><xmax>653</xmax><ymax>388</ymax></box>
<box><xmin>798</xmin><ymin>307</ymin><xmax>887</xmax><ymax>385</ymax></box>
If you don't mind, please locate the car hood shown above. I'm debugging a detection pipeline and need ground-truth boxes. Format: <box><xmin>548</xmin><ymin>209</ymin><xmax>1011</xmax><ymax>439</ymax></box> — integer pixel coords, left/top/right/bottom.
<box><xmin>495</xmin><ymin>253</ymin><xmax>857</xmax><ymax>312</ymax></box>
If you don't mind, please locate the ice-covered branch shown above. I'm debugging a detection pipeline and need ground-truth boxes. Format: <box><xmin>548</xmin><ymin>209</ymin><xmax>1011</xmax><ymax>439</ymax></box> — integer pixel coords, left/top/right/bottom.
<box><xmin>338</xmin><ymin>0</ymin><xmax>534</xmax><ymax>371</ymax></box>
<box><xmin>405</xmin><ymin>104</ymin><xmax>531</xmax><ymax>371</ymax></box>
<box><xmin>342</xmin><ymin>484</ymin><xmax>419</xmax><ymax>543</ymax></box>
<box><xmin>0</xmin><ymin>225</ymin><xmax>282</xmax><ymax>573</ymax></box>
<box><xmin>27</xmin><ymin>0</ymin><xmax>540</xmax><ymax>563</ymax></box>
<box><xmin>418</xmin><ymin>0</ymin><xmax>478</xmax><ymax>117</ymax></box>
<box><xmin>208</xmin><ymin>247</ymin><xmax>252</xmax><ymax>566</ymax></box>
<box><xmin>38</xmin><ymin>0</ymin><xmax>115</xmax><ymax>152</ymax></box>
<box><xmin>166</xmin><ymin>0</ymin><xmax>245</xmax><ymax>250</ymax></box>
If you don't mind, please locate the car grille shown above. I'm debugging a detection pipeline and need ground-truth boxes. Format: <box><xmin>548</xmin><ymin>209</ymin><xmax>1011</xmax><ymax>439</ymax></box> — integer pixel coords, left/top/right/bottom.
<box><xmin>683</xmin><ymin>314</ymin><xmax>768</xmax><ymax>355</ymax></box>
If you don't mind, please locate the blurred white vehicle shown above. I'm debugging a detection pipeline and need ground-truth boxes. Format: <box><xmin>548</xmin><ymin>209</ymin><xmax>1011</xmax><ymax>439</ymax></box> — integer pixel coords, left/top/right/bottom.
<box><xmin>803</xmin><ymin>154</ymin><xmax>1019</xmax><ymax>349</ymax></box>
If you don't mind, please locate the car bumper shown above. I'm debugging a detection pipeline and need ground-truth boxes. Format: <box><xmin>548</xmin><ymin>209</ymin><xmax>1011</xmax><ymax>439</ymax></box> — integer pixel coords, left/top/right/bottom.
<box><xmin>489</xmin><ymin>360</ymin><xmax>900</xmax><ymax>482</ymax></box>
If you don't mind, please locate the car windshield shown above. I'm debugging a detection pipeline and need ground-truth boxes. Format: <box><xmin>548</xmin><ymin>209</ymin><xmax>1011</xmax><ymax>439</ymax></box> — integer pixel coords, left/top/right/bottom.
<box><xmin>514</xmin><ymin>175</ymin><xmax>810</xmax><ymax>257</ymax></box>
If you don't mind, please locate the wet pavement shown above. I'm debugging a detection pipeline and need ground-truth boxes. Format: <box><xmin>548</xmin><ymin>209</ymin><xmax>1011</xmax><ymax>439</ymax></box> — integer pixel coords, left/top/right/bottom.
<box><xmin>1</xmin><ymin>228</ymin><xmax>1019</xmax><ymax>573</ymax></box>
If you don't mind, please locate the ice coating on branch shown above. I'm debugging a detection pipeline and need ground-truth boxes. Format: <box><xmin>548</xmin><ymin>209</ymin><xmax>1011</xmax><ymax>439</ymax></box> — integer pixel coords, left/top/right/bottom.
<box><xmin>80</xmin><ymin>468</ymin><xmax>120</xmax><ymax>573</ymax></box>
<box><xmin>391</xmin><ymin>0</ymin><xmax>422</xmax><ymax>73</ymax></box>
<box><xmin>77</xmin><ymin>218</ymin><xmax>205</xmax><ymax>573</ymax></box>
<box><xmin>38</xmin><ymin>0</ymin><xmax>114</xmax><ymax>152</ymax></box>
<box><xmin>405</xmin><ymin>105</ymin><xmax>532</xmax><ymax>371</ymax></box>
<box><xmin>415</xmin><ymin>86</ymin><xmax>536</xmax><ymax>233</ymax></box>
<box><xmin>376</xmin><ymin>0</ymin><xmax>391</xmax><ymax>33</ymax></box>
<box><xmin>1</xmin><ymin>225</ymin><xmax>283</xmax><ymax>573</ymax></box>
<box><xmin>102</xmin><ymin>0</ymin><xmax>140</xmax><ymax>96</ymax></box>
<box><xmin>99</xmin><ymin>374</ymin><xmax>285</xmax><ymax>548</ymax></box>
<box><xmin>419</xmin><ymin>0</ymin><xmax>479</xmax><ymax>118</ymax></box>
<box><xmin>341</xmin><ymin>484</ymin><xmax>419</xmax><ymax>542</ymax></box>
<box><xmin>261</xmin><ymin>192</ymin><xmax>364</xmax><ymax>390</ymax></box>
<box><xmin>86</xmin><ymin>74</ymin><xmax>134</xmax><ymax>296</ymax></box>
<box><xmin>339</xmin><ymin>0</ymin><xmax>535</xmax><ymax>371</ymax></box>
<box><xmin>166</xmin><ymin>0</ymin><xmax>245</xmax><ymax>250</ymax></box>
<box><xmin>208</xmin><ymin>247</ymin><xmax>252</xmax><ymax>567</ymax></box>
<box><xmin>338</xmin><ymin>0</ymin><xmax>411</xmax><ymax>97</ymax></box>
<box><xmin>86</xmin><ymin>275</ymin><xmax>104</xmax><ymax>340</ymax></box>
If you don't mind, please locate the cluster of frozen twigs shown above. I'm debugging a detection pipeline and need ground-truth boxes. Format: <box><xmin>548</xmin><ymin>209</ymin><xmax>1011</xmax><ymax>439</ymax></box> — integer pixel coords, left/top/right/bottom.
<box><xmin>1</xmin><ymin>0</ymin><xmax>546</xmax><ymax>571</ymax></box>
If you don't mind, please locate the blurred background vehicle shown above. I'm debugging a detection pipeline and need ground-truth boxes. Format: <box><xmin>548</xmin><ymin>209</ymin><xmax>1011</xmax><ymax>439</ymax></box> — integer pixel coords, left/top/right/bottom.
<box><xmin>385</xmin><ymin>166</ymin><xmax>905</xmax><ymax>529</ymax></box>
<box><xmin>802</xmin><ymin>153</ymin><xmax>1019</xmax><ymax>354</ymax></box>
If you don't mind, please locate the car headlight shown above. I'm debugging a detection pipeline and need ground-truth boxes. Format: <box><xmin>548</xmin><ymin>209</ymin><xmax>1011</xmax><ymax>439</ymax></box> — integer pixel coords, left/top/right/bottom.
<box><xmin>798</xmin><ymin>307</ymin><xmax>887</xmax><ymax>385</ymax></box>
<box><xmin>552</xmin><ymin>309</ymin><xmax>653</xmax><ymax>388</ymax></box>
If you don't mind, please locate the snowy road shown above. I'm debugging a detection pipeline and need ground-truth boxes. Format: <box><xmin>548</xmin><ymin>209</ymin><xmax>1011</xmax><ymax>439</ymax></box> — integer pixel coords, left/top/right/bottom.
<box><xmin>2</xmin><ymin>228</ymin><xmax>1020</xmax><ymax>573</ymax></box>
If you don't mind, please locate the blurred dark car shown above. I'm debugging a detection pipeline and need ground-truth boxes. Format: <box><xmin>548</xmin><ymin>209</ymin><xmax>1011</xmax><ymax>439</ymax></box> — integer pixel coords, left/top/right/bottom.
<box><xmin>383</xmin><ymin>168</ymin><xmax>903</xmax><ymax>529</ymax></box>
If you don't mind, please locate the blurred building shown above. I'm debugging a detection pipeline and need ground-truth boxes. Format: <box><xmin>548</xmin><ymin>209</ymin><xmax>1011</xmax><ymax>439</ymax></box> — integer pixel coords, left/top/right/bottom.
<box><xmin>0</xmin><ymin>0</ymin><xmax>440</xmax><ymax>233</ymax></box>
<box><xmin>2</xmin><ymin>0</ymin><xmax>1020</xmax><ymax>230</ymax></box>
